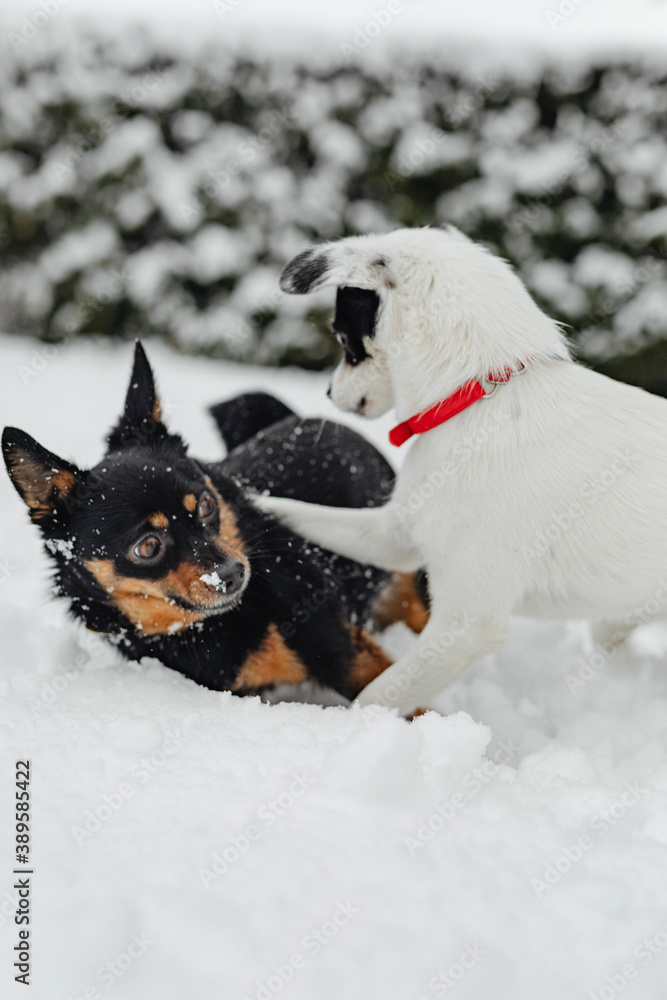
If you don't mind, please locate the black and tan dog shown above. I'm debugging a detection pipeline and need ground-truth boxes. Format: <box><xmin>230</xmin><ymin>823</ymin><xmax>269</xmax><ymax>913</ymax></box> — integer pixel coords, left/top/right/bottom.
<box><xmin>2</xmin><ymin>343</ymin><xmax>428</xmax><ymax>700</ymax></box>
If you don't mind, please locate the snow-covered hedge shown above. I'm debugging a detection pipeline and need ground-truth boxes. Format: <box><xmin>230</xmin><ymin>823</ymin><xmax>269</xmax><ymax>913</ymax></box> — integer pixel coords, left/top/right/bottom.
<box><xmin>1</xmin><ymin>32</ymin><xmax>666</xmax><ymax>386</ymax></box>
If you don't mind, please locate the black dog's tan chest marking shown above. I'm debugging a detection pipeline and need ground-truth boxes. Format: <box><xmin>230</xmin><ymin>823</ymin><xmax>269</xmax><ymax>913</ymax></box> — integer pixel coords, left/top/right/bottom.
<box><xmin>232</xmin><ymin>622</ymin><xmax>392</xmax><ymax>698</ymax></box>
<box><xmin>232</xmin><ymin>624</ymin><xmax>309</xmax><ymax>691</ymax></box>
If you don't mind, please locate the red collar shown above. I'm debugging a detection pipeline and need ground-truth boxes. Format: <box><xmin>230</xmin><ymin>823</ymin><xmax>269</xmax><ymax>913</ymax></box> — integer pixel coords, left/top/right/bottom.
<box><xmin>389</xmin><ymin>364</ymin><xmax>524</xmax><ymax>447</ymax></box>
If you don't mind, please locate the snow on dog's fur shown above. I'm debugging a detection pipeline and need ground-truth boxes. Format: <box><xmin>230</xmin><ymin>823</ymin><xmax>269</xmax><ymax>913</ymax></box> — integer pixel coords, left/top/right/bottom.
<box><xmin>258</xmin><ymin>225</ymin><xmax>667</xmax><ymax>714</ymax></box>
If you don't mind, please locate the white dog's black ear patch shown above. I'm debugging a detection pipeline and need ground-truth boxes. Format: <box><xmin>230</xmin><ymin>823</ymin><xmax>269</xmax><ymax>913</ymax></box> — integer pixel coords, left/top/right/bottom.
<box><xmin>280</xmin><ymin>249</ymin><xmax>330</xmax><ymax>294</ymax></box>
<box><xmin>332</xmin><ymin>287</ymin><xmax>379</xmax><ymax>366</ymax></box>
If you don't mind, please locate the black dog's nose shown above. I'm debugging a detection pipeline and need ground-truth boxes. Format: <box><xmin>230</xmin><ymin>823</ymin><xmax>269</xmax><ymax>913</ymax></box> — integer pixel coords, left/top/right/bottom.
<box><xmin>204</xmin><ymin>558</ymin><xmax>246</xmax><ymax>596</ymax></box>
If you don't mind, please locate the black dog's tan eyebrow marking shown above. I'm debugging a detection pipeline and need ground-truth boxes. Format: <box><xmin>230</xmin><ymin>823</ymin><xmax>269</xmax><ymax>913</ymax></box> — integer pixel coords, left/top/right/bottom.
<box><xmin>148</xmin><ymin>512</ymin><xmax>169</xmax><ymax>529</ymax></box>
<box><xmin>183</xmin><ymin>493</ymin><xmax>197</xmax><ymax>513</ymax></box>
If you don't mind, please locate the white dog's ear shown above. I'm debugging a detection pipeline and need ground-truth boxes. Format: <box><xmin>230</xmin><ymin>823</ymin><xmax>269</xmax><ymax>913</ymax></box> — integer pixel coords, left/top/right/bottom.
<box><xmin>280</xmin><ymin>241</ymin><xmax>396</xmax><ymax>295</ymax></box>
<box><xmin>279</xmin><ymin>247</ymin><xmax>333</xmax><ymax>293</ymax></box>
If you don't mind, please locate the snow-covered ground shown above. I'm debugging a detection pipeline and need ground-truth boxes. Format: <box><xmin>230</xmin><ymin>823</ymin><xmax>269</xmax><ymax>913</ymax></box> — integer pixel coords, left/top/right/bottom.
<box><xmin>3</xmin><ymin>334</ymin><xmax>667</xmax><ymax>999</ymax></box>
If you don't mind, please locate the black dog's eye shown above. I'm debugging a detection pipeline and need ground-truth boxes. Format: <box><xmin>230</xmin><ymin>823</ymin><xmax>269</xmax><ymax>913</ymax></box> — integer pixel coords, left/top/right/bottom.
<box><xmin>335</xmin><ymin>331</ymin><xmax>348</xmax><ymax>349</ymax></box>
<box><xmin>133</xmin><ymin>535</ymin><xmax>162</xmax><ymax>560</ymax></box>
<box><xmin>198</xmin><ymin>493</ymin><xmax>216</xmax><ymax>521</ymax></box>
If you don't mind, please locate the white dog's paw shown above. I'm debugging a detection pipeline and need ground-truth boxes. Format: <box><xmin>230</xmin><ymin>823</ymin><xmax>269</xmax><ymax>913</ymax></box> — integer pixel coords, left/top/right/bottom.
<box><xmin>354</xmin><ymin>669</ymin><xmax>414</xmax><ymax>714</ymax></box>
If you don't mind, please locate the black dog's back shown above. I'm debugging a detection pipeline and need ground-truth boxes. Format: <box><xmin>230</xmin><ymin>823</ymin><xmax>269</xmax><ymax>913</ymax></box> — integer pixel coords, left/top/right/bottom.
<box><xmin>223</xmin><ymin>417</ymin><xmax>394</xmax><ymax>509</ymax></box>
<box><xmin>211</xmin><ymin>389</ymin><xmax>394</xmax><ymax>508</ymax></box>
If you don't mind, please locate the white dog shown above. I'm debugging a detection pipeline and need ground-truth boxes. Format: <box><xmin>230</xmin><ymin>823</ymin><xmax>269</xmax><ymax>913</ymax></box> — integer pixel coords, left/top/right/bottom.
<box><xmin>256</xmin><ymin>226</ymin><xmax>667</xmax><ymax>714</ymax></box>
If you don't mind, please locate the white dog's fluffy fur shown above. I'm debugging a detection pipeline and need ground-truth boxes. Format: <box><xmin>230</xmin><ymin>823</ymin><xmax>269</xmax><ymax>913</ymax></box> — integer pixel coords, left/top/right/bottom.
<box><xmin>257</xmin><ymin>226</ymin><xmax>667</xmax><ymax>713</ymax></box>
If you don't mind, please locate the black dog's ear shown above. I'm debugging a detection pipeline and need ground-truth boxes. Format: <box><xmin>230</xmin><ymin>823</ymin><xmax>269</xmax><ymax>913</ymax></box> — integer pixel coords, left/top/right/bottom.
<box><xmin>107</xmin><ymin>341</ymin><xmax>165</xmax><ymax>451</ymax></box>
<box><xmin>2</xmin><ymin>427</ymin><xmax>81</xmax><ymax>522</ymax></box>
<box><xmin>279</xmin><ymin>248</ymin><xmax>331</xmax><ymax>294</ymax></box>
